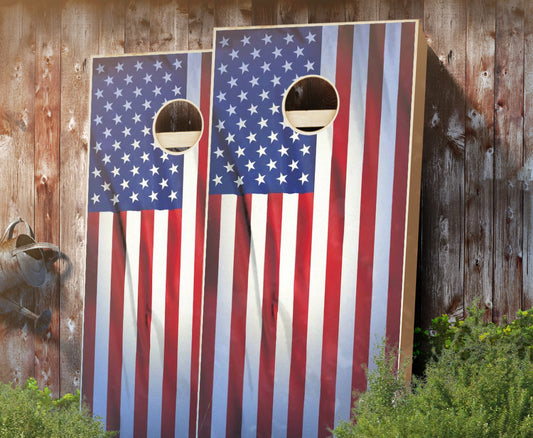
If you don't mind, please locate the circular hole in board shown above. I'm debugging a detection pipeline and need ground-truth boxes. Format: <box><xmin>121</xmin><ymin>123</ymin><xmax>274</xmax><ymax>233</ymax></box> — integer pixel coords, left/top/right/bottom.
<box><xmin>153</xmin><ymin>99</ymin><xmax>203</xmax><ymax>154</ymax></box>
<box><xmin>283</xmin><ymin>75</ymin><xmax>339</xmax><ymax>135</ymax></box>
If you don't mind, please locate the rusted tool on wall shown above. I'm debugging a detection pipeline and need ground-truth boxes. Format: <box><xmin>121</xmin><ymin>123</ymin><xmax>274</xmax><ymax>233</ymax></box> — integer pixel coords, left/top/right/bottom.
<box><xmin>0</xmin><ymin>217</ymin><xmax>60</xmax><ymax>334</ymax></box>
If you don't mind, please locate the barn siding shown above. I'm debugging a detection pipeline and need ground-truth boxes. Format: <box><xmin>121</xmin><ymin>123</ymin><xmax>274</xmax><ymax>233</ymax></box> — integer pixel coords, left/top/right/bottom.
<box><xmin>0</xmin><ymin>0</ymin><xmax>528</xmax><ymax>396</ymax></box>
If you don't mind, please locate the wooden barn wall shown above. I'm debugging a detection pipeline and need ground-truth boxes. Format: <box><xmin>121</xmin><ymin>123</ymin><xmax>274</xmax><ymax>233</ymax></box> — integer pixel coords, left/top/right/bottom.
<box><xmin>0</xmin><ymin>0</ymin><xmax>529</xmax><ymax>396</ymax></box>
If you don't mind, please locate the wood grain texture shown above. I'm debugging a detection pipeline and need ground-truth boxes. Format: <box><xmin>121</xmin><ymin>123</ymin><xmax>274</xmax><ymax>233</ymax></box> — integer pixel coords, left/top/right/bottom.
<box><xmin>34</xmin><ymin>0</ymin><xmax>61</xmax><ymax>397</ymax></box>
<box><xmin>379</xmin><ymin>0</ymin><xmax>424</xmax><ymax>21</ymax></box>
<box><xmin>464</xmin><ymin>0</ymin><xmax>495</xmax><ymax>318</ymax></box>
<box><xmin>188</xmin><ymin>0</ymin><xmax>214</xmax><ymax>49</ymax></box>
<box><xmin>308</xmin><ymin>0</ymin><xmax>345</xmax><ymax>23</ymax></box>
<box><xmin>277</xmin><ymin>0</ymin><xmax>308</xmax><ymax>24</ymax></box>
<box><xmin>150</xmin><ymin>0</ymin><xmax>188</xmax><ymax>52</ymax></box>
<box><xmin>345</xmin><ymin>0</ymin><xmax>379</xmax><ymax>22</ymax></box>
<box><xmin>125</xmin><ymin>0</ymin><xmax>151</xmax><ymax>53</ymax></box>
<box><xmin>493</xmin><ymin>0</ymin><xmax>524</xmax><ymax>323</ymax></box>
<box><xmin>214</xmin><ymin>0</ymin><xmax>252</xmax><ymax>28</ymax></box>
<box><xmin>59</xmin><ymin>0</ymin><xmax>99</xmax><ymax>396</ymax></box>
<box><xmin>0</xmin><ymin>0</ymin><xmax>36</xmax><ymax>388</ymax></box>
<box><xmin>420</xmin><ymin>0</ymin><xmax>466</xmax><ymax>326</ymax></box>
<box><xmin>98</xmin><ymin>0</ymin><xmax>125</xmax><ymax>55</ymax></box>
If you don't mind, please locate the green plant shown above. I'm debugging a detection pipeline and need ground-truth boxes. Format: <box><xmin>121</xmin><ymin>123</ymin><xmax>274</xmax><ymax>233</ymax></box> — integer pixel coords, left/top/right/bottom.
<box><xmin>0</xmin><ymin>378</ymin><xmax>113</xmax><ymax>437</ymax></box>
<box><xmin>334</xmin><ymin>305</ymin><xmax>533</xmax><ymax>438</ymax></box>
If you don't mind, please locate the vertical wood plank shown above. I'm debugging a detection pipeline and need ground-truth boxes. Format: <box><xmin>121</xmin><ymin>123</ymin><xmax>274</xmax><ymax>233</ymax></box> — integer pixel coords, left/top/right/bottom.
<box><xmin>188</xmin><ymin>0</ymin><xmax>214</xmax><ymax>49</ymax></box>
<box><xmin>345</xmin><ymin>0</ymin><xmax>379</xmax><ymax>22</ymax></box>
<box><xmin>125</xmin><ymin>0</ymin><xmax>151</xmax><ymax>53</ymax></box>
<box><xmin>494</xmin><ymin>0</ymin><xmax>524</xmax><ymax>322</ymax></box>
<box><xmin>419</xmin><ymin>0</ymin><xmax>466</xmax><ymax>326</ymax></box>
<box><xmin>214</xmin><ymin>0</ymin><xmax>252</xmax><ymax>28</ymax></box>
<box><xmin>277</xmin><ymin>0</ymin><xmax>308</xmax><ymax>24</ymax></box>
<box><xmin>0</xmin><ymin>0</ymin><xmax>35</xmax><ymax>388</ymax></box>
<box><xmin>98</xmin><ymin>0</ymin><xmax>126</xmax><ymax>55</ymax></box>
<box><xmin>150</xmin><ymin>0</ymin><xmax>188</xmax><ymax>52</ymax></box>
<box><xmin>380</xmin><ymin>0</ymin><xmax>424</xmax><ymax>20</ymax></box>
<box><xmin>252</xmin><ymin>0</ymin><xmax>276</xmax><ymax>25</ymax></box>
<box><xmin>60</xmin><ymin>0</ymin><xmax>99</xmax><ymax>396</ymax></box>
<box><xmin>34</xmin><ymin>0</ymin><xmax>61</xmax><ymax>397</ymax></box>
<box><xmin>308</xmin><ymin>0</ymin><xmax>345</xmax><ymax>23</ymax></box>
<box><xmin>464</xmin><ymin>0</ymin><xmax>495</xmax><ymax>317</ymax></box>
<box><xmin>523</xmin><ymin>0</ymin><xmax>533</xmax><ymax>310</ymax></box>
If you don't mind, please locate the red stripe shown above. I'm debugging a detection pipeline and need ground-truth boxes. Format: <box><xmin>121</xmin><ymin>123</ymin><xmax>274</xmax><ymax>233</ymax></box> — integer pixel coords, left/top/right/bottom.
<box><xmin>287</xmin><ymin>193</ymin><xmax>314</xmax><ymax>438</ymax></box>
<box><xmin>189</xmin><ymin>51</ymin><xmax>212</xmax><ymax>438</ymax></box>
<box><xmin>318</xmin><ymin>25</ymin><xmax>354</xmax><ymax>437</ymax></box>
<box><xmin>106</xmin><ymin>212</ymin><xmax>127</xmax><ymax>432</ymax></box>
<box><xmin>198</xmin><ymin>195</ymin><xmax>222</xmax><ymax>438</ymax></box>
<box><xmin>352</xmin><ymin>23</ymin><xmax>386</xmax><ymax>399</ymax></box>
<box><xmin>161</xmin><ymin>209</ymin><xmax>182</xmax><ymax>437</ymax></box>
<box><xmin>133</xmin><ymin>210</ymin><xmax>155</xmax><ymax>437</ymax></box>
<box><xmin>225</xmin><ymin>194</ymin><xmax>253</xmax><ymax>437</ymax></box>
<box><xmin>256</xmin><ymin>193</ymin><xmax>283</xmax><ymax>436</ymax></box>
<box><xmin>386</xmin><ymin>23</ymin><xmax>416</xmax><ymax>350</ymax></box>
<box><xmin>82</xmin><ymin>211</ymin><xmax>100</xmax><ymax>413</ymax></box>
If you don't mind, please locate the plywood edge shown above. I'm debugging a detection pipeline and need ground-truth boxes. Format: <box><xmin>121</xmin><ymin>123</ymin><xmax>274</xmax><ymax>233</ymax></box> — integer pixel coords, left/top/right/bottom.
<box><xmin>155</xmin><ymin>131</ymin><xmax>202</xmax><ymax>148</ymax></box>
<box><xmin>399</xmin><ymin>21</ymin><xmax>427</xmax><ymax>379</ymax></box>
<box><xmin>285</xmin><ymin>109</ymin><xmax>337</xmax><ymax>128</ymax></box>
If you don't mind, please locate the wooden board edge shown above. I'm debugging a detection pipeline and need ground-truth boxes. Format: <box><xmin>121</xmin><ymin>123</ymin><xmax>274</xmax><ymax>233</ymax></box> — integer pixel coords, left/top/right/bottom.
<box><xmin>398</xmin><ymin>21</ymin><xmax>427</xmax><ymax>378</ymax></box>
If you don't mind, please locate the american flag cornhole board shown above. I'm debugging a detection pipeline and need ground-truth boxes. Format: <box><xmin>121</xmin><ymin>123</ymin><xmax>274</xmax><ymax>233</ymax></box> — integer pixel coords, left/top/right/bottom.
<box><xmin>198</xmin><ymin>21</ymin><xmax>426</xmax><ymax>438</ymax></box>
<box><xmin>82</xmin><ymin>50</ymin><xmax>211</xmax><ymax>437</ymax></box>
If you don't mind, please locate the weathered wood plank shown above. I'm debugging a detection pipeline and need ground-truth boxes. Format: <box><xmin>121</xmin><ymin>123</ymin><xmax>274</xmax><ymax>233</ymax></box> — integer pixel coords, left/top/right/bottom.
<box><xmin>419</xmin><ymin>0</ymin><xmax>466</xmax><ymax>326</ymax></box>
<box><xmin>214</xmin><ymin>0</ymin><xmax>252</xmax><ymax>28</ymax></box>
<box><xmin>34</xmin><ymin>0</ymin><xmax>61</xmax><ymax>397</ymax></box>
<box><xmin>277</xmin><ymin>0</ymin><xmax>308</xmax><ymax>24</ymax></box>
<box><xmin>345</xmin><ymin>0</ymin><xmax>379</xmax><ymax>22</ymax></box>
<box><xmin>494</xmin><ymin>0</ymin><xmax>524</xmax><ymax>322</ymax></box>
<box><xmin>59</xmin><ymin>0</ymin><xmax>99</xmax><ymax>396</ymax></box>
<box><xmin>98</xmin><ymin>0</ymin><xmax>125</xmax><ymax>55</ymax></box>
<box><xmin>150</xmin><ymin>0</ymin><xmax>188</xmax><ymax>52</ymax></box>
<box><xmin>125</xmin><ymin>0</ymin><xmax>151</xmax><ymax>53</ymax></box>
<box><xmin>188</xmin><ymin>0</ymin><xmax>214</xmax><ymax>49</ymax></box>
<box><xmin>379</xmin><ymin>0</ymin><xmax>424</xmax><ymax>21</ymax></box>
<box><xmin>308</xmin><ymin>0</ymin><xmax>345</xmax><ymax>23</ymax></box>
<box><xmin>464</xmin><ymin>0</ymin><xmax>495</xmax><ymax>318</ymax></box>
<box><xmin>0</xmin><ymin>0</ymin><xmax>36</xmax><ymax>388</ymax></box>
<box><xmin>252</xmin><ymin>0</ymin><xmax>276</xmax><ymax>25</ymax></box>
<box><xmin>524</xmin><ymin>0</ymin><xmax>533</xmax><ymax>311</ymax></box>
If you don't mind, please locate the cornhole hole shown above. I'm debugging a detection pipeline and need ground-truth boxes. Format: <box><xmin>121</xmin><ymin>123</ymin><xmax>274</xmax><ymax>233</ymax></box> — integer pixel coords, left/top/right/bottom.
<box><xmin>198</xmin><ymin>21</ymin><xmax>426</xmax><ymax>437</ymax></box>
<box><xmin>82</xmin><ymin>50</ymin><xmax>211</xmax><ymax>437</ymax></box>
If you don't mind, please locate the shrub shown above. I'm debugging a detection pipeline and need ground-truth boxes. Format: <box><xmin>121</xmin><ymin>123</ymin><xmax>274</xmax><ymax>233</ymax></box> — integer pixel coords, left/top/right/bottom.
<box><xmin>0</xmin><ymin>378</ymin><xmax>112</xmax><ymax>437</ymax></box>
<box><xmin>334</xmin><ymin>305</ymin><xmax>533</xmax><ymax>438</ymax></box>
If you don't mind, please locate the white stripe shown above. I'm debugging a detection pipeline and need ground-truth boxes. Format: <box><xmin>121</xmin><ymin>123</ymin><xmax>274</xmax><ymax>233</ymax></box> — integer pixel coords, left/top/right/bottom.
<box><xmin>302</xmin><ymin>25</ymin><xmax>338</xmax><ymax>438</ymax></box>
<box><xmin>368</xmin><ymin>22</ymin><xmax>402</xmax><ymax>372</ymax></box>
<box><xmin>175</xmin><ymin>142</ymin><xmax>200</xmax><ymax>437</ymax></box>
<box><xmin>120</xmin><ymin>211</ymin><xmax>141</xmax><ymax>437</ymax></box>
<box><xmin>271</xmin><ymin>193</ymin><xmax>299</xmax><ymax>437</ymax></box>
<box><xmin>334</xmin><ymin>24</ymin><xmax>370</xmax><ymax>426</ymax></box>
<box><xmin>210</xmin><ymin>195</ymin><xmax>237</xmax><ymax>437</ymax></box>
<box><xmin>241</xmin><ymin>194</ymin><xmax>268</xmax><ymax>436</ymax></box>
<box><xmin>92</xmin><ymin>212</ymin><xmax>114</xmax><ymax>425</ymax></box>
<box><xmin>186</xmin><ymin>52</ymin><xmax>202</xmax><ymax>107</ymax></box>
<box><xmin>146</xmin><ymin>210</ymin><xmax>169</xmax><ymax>437</ymax></box>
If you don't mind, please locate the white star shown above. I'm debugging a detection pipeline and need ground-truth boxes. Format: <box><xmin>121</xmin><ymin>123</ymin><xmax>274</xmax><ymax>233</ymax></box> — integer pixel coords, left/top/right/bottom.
<box><xmin>153</xmin><ymin>60</ymin><xmax>163</xmax><ymax>70</ymax></box>
<box><xmin>305</xmin><ymin>60</ymin><xmax>315</xmax><ymax>71</ymax></box>
<box><xmin>225</xmin><ymin>132</ymin><xmax>235</xmax><ymax>144</ymax></box>
<box><xmin>270</xmin><ymin>103</ymin><xmax>280</xmax><ymax>114</ymax></box>
<box><xmin>104</xmin><ymin>75</ymin><xmax>114</xmax><ymax>86</ymax></box>
<box><xmin>101</xmin><ymin>181</ymin><xmax>111</xmax><ymax>191</ymax></box>
<box><xmin>92</xmin><ymin>167</ymin><xmax>101</xmax><ymax>178</ymax></box>
<box><xmin>294</xmin><ymin>46</ymin><xmax>304</xmax><ymax>57</ymax></box>
<box><xmin>143</xmin><ymin>73</ymin><xmax>152</xmax><ymax>83</ymax></box>
<box><xmin>272</xmin><ymin>47</ymin><xmax>282</xmax><ymax>58</ymax></box>
<box><xmin>169</xmin><ymin>163</ymin><xmax>179</xmax><ymax>174</ymax></box>
<box><xmin>218</xmin><ymin>63</ymin><xmax>228</xmax><ymax>74</ymax></box>
<box><xmin>173</xmin><ymin>58</ymin><xmax>182</xmax><ymax>69</ymax></box>
<box><xmin>271</xmin><ymin>75</ymin><xmax>281</xmax><ymax>86</ymax></box>
<box><xmin>163</xmin><ymin>72</ymin><xmax>172</xmax><ymax>82</ymax></box>
<box><xmin>112</xmin><ymin>140</ymin><xmax>121</xmax><ymax>150</ymax></box>
<box><xmin>248</xmin><ymin>104</ymin><xmax>258</xmax><ymax>115</ymax></box>
<box><xmin>149</xmin><ymin>191</ymin><xmax>158</xmax><ymax>202</ymax></box>
<box><xmin>142</xmin><ymin>99</ymin><xmax>151</xmax><ymax>110</ymax></box>
<box><xmin>234</xmin><ymin>176</ymin><xmax>244</xmax><ymax>187</ymax></box>
<box><xmin>104</xmin><ymin>101</ymin><xmax>113</xmax><ymax>111</ymax></box>
<box><xmin>255</xmin><ymin>173</ymin><xmax>265</xmax><ymax>185</ymax></box>
<box><xmin>169</xmin><ymin>190</ymin><xmax>178</xmax><ymax>201</ymax></box>
<box><xmin>212</xmin><ymin>174</ymin><xmax>222</xmax><ymax>185</ymax></box>
<box><xmin>268</xmin><ymin>131</ymin><xmax>278</xmax><ymax>143</ymax></box>
<box><xmin>113</xmin><ymin>114</ymin><xmax>122</xmax><ymax>124</ymax></box>
<box><xmin>284</xmin><ymin>33</ymin><xmax>294</xmax><ymax>44</ymax></box>
<box><xmin>216</xmin><ymin>119</ymin><xmax>225</xmax><ymax>132</ymax></box>
<box><xmin>241</xmin><ymin>35</ymin><xmax>251</xmax><ymax>46</ymax></box>
<box><xmin>133</xmin><ymin>87</ymin><xmax>142</xmax><ymax>97</ymax></box>
<box><xmin>217</xmin><ymin>91</ymin><xmax>226</xmax><ymax>102</ymax></box>
<box><xmin>96</xmin><ymin>64</ymin><xmax>104</xmax><ymax>74</ymax></box>
<box><xmin>141</xmin><ymin>152</ymin><xmax>150</xmax><ymax>162</ymax></box>
<box><xmin>111</xmin><ymin>194</ymin><xmax>119</xmax><ymax>205</ymax></box>
<box><xmin>228</xmin><ymin>77</ymin><xmax>238</xmax><ymax>88</ymax></box>
<box><xmin>121</xmin><ymin>152</ymin><xmax>130</xmax><ymax>163</ymax></box>
<box><xmin>239</xmin><ymin>62</ymin><xmax>249</xmax><ymax>74</ymax></box>
<box><xmin>305</xmin><ymin>32</ymin><xmax>316</xmax><ymax>43</ymax></box>
<box><xmin>153</xmin><ymin>86</ymin><xmax>162</xmax><ymax>96</ymax></box>
<box><xmin>113</xmin><ymin>88</ymin><xmax>123</xmax><ymax>98</ymax></box>
<box><xmin>224</xmin><ymin>161</ymin><xmax>235</xmax><ymax>173</ymax></box>
<box><xmin>246</xmin><ymin>132</ymin><xmax>257</xmax><ymax>143</ymax></box>
<box><xmin>124</xmin><ymin>74</ymin><xmax>133</xmax><ymax>85</ymax></box>
<box><xmin>238</xmin><ymin>90</ymin><xmax>248</xmax><ymax>102</ymax></box>
<box><xmin>282</xmin><ymin>60</ymin><xmax>292</xmax><ymax>72</ymax></box>
<box><xmin>249</xmin><ymin>76</ymin><xmax>259</xmax><ymax>87</ymax></box>
<box><xmin>142</xmin><ymin>126</ymin><xmax>151</xmax><ymax>136</ymax></box>
<box><xmin>278</xmin><ymin>145</ymin><xmax>289</xmax><ymax>156</ymax></box>
<box><xmin>299</xmin><ymin>172</ymin><xmax>309</xmax><ymax>184</ymax></box>
<box><xmin>257</xmin><ymin>145</ymin><xmax>267</xmax><ymax>157</ymax></box>
<box><xmin>131</xmin><ymin>165</ymin><xmax>140</xmax><ymax>176</ymax></box>
<box><xmin>258</xmin><ymin>118</ymin><xmax>268</xmax><ymax>129</ymax></box>
<box><xmin>245</xmin><ymin>160</ymin><xmax>255</xmax><ymax>171</ymax></box>
<box><xmin>159</xmin><ymin>178</ymin><xmax>168</xmax><ymax>189</ymax></box>
<box><xmin>236</xmin><ymin>146</ymin><xmax>246</xmax><ymax>157</ymax></box>
<box><xmin>111</xmin><ymin>166</ymin><xmax>120</xmax><ymax>177</ymax></box>
<box><xmin>103</xmin><ymin>127</ymin><xmax>112</xmax><ymax>138</ymax></box>
<box><xmin>237</xmin><ymin>118</ymin><xmax>246</xmax><ymax>130</ymax></box>
<box><xmin>150</xmin><ymin>164</ymin><xmax>159</xmax><ymax>175</ymax></box>
<box><xmin>140</xmin><ymin>178</ymin><xmax>149</xmax><ymax>189</ymax></box>
<box><xmin>130</xmin><ymin>192</ymin><xmax>139</xmax><ymax>203</ymax></box>
<box><xmin>95</xmin><ymin>89</ymin><xmax>103</xmax><ymax>99</ymax></box>
<box><xmin>220</xmin><ymin>36</ymin><xmax>229</xmax><ymax>47</ymax></box>
<box><xmin>229</xmin><ymin>49</ymin><xmax>239</xmax><ymax>60</ymax></box>
<box><xmin>277</xmin><ymin>173</ymin><xmax>287</xmax><ymax>184</ymax></box>
<box><xmin>172</xmin><ymin>86</ymin><xmax>181</xmax><ymax>95</ymax></box>
<box><xmin>214</xmin><ymin>147</ymin><xmax>224</xmax><ymax>158</ymax></box>
<box><xmin>94</xmin><ymin>115</ymin><xmax>102</xmax><ymax>125</ymax></box>
<box><xmin>251</xmin><ymin>48</ymin><xmax>261</xmax><ymax>59</ymax></box>
<box><xmin>260</xmin><ymin>62</ymin><xmax>271</xmax><ymax>73</ymax></box>
<box><xmin>262</xmin><ymin>33</ymin><xmax>272</xmax><ymax>44</ymax></box>
<box><xmin>267</xmin><ymin>159</ymin><xmax>277</xmax><ymax>170</ymax></box>
<box><xmin>122</xmin><ymin>127</ymin><xmax>131</xmax><ymax>137</ymax></box>
<box><xmin>300</xmin><ymin>144</ymin><xmax>311</xmax><ymax>155</ymax></box>
<box><xmin>120</xmin><ymin>179</ymin><xmax>130</xmax><ymax>190</ymax></box>
<box><xmin>290</xmin><ymin>131</ymin><xmax>300</xmax><ymax>142</ymax></box>
<box><xmin>134</xmin><ymin>61</ymin><xmax>143</xmax><ymax>71</ymax></box>
<box><xmin>289</xmin><ymin>159</ymin><xmax>299</xmax><ymax>171</ymax></box>
<box><xmin>123</xmin><ymin>101</ymin><xmax>132</xmax><ymax>111</ymax></box>
<box><xmin>132</xmin><ymin>113</ymin><xmax>141</xmax><ymax>123</ymax></box>
<box><xmin>94</xmin><ymin>142</ymin><xmax>102</xmax><ymax>153</ymax></box>
<box><xmin>227</xmin><ymin>105</ymin><xmax>237</xmax><ymax>116</ymax></box>
<box><xmin>161</xmin><ymin>151</ymin><xmax>169</xmax><ymax>162</ymax></box>
<box><xmin>102</xmin><ymin>154</ymin><xmax>111</xmax><ymax>164</ymax></box>
<box><xmin>131</xmin><ymin>139</ymin><xmax>141</xmax><ymax>149</ymax></box>
<box><xmin>114</xmin><ymin>62</ymin><xmax>124</xmax><ymax>72</ymax></box>
<box><xmin>259</xmin><ymin>89</ymin><xmax>270</xmax><ymax>101</ymax></box>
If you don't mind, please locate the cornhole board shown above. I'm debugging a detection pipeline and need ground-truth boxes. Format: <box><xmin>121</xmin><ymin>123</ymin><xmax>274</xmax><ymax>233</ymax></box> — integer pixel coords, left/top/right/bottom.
<box><xmin>198</xmin><ymin>21</ymin><xmax>426</xmax><ymax>438</ymax></box>
<box><xmin>82</xmin><ymin>50</ymin><xmax>211</xmax><ymax>438</ymax></box>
